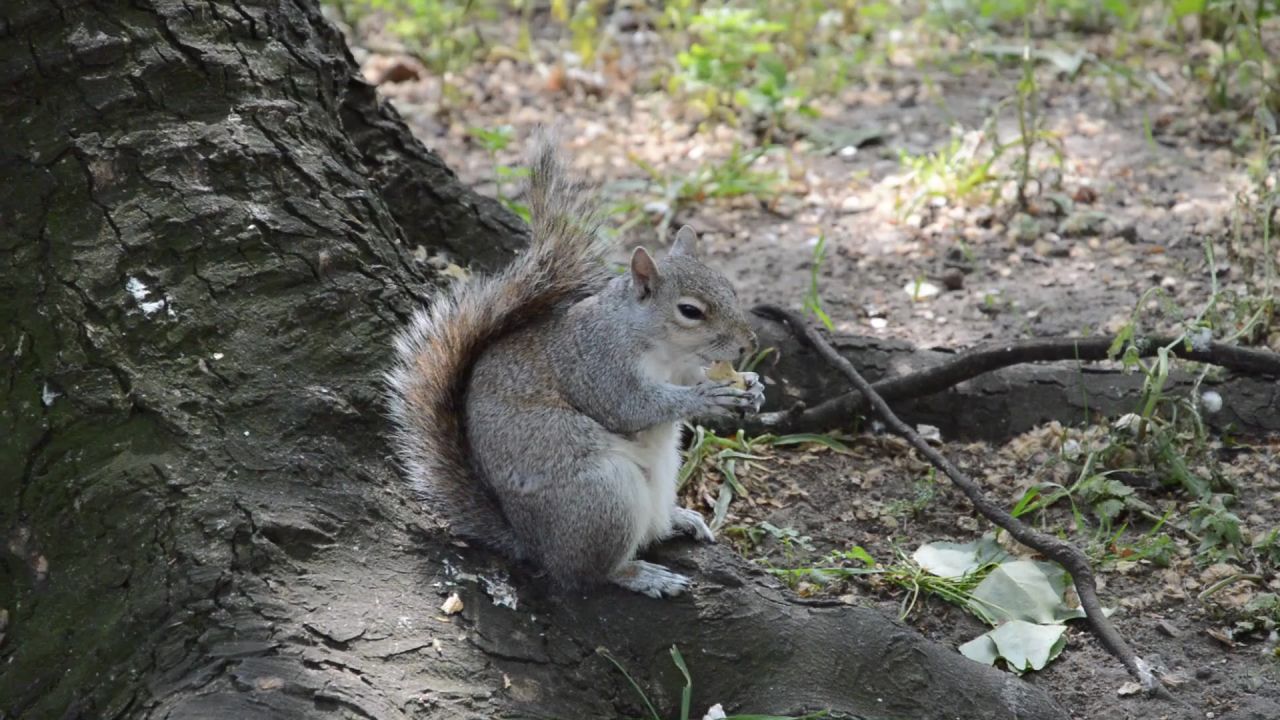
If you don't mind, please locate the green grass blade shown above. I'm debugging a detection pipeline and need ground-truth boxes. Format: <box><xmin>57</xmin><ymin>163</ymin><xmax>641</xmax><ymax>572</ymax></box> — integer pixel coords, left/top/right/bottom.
<box><xmin>768</xmin><ymin>433</ymin><xmax>853</xmax><ymax>453</ymax></box>
<box><xmin>669</xmin><ymin>645</ymin><xmax>693</xmax><ymax>720</ymax></box>
<box><xmin>597</xmin><ymin>647</ymin><xmax>661</xmax><ymax>720</ymax></box>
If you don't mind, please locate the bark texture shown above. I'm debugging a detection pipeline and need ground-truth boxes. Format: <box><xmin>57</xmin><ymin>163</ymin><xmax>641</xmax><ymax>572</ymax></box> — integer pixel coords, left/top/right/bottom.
<box><xmin>1</xmin><ymin>2</ymin><xmax>1067</xmax><ymax>718</ymax></box>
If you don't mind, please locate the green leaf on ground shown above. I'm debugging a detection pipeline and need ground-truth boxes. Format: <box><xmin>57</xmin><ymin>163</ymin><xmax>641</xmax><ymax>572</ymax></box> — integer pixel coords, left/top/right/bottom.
<box><xmin>959</xmin><ymin>620</ymin><xmax>1069</xmax><ymax>674</ymax></box>
<box><xmin>912</xmin><ymin>536</ymin><xmax>1011</xmax><ymax>579</ymax></box>
<box><xmin>968</xmin><ymin>560</ymin><xmax>1086</xmax><ymax>625</ymax></box>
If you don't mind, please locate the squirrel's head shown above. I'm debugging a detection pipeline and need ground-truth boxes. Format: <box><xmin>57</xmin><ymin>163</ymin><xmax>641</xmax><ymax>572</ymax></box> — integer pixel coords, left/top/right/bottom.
<box><xmin>625</xmin><ymin>225</ymin><xmax>757</xmax><ymax>380</ymax></box>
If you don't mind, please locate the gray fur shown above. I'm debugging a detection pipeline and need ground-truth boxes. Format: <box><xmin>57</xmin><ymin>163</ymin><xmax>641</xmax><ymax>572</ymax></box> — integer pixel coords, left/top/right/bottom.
<box><xmin>389</xmin><ymin>133</ymin><xmax>762</xmax><ymax>597</ymax></box>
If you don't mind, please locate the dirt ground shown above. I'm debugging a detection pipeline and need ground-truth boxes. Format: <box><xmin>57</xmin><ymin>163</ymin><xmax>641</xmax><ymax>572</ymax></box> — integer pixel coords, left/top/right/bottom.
<box><xmin>333</xmin><ymin>6</ymin><xmax>1280</xmax><ymax>719</ymax></box>
<box><xmin>701</xmin><ymin>432</ymin><xmax>1280</xmax><ymax>720</ymax></box>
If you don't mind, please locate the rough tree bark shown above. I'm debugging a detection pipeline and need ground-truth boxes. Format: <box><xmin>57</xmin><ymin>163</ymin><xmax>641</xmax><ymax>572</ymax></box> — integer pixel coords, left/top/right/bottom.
<box><xmin>0</xmin><ymin>2</ymin><xmax>1069</xmax><ymax>718</ymax></box>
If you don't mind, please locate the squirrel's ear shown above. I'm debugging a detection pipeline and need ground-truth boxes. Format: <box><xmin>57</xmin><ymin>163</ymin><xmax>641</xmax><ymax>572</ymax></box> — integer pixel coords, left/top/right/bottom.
<box><xmin>630</xmin><ymin>246</ymin><xmax>658</xmax><ymax>300</ymax></box>
<box><xmin>670</xmin><ymin>225</ymin><xmax>701</xmax><ymax>258</ymax></box>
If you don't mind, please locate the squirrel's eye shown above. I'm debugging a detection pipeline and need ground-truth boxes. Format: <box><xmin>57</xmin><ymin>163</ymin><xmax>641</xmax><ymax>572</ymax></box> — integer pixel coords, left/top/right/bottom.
<box><xmin>677</xmin><ymin>303</ymin><xmax>705</xmax><ymax>320</ymax></box>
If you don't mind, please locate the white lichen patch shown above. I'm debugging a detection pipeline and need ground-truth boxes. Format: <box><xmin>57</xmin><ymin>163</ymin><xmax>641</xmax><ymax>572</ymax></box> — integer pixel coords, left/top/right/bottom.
<box><xmin>125</xmin><ymin>276</ymin><xmax>148</xmax><ymax>300</ymax></box>
<box><xmin>481</xmin><ymin>573</ymin><xmax>518</xmax><ymax>610</ymax></box>
<box><xmin>125</xmin><ymin>276</ymin><xmax>174</xmax><ymax>318</ymax></box>
<box><xmin>41</xmin><ymin>382</ymin><xmax>60</xmax><ymax>407</ymax></box>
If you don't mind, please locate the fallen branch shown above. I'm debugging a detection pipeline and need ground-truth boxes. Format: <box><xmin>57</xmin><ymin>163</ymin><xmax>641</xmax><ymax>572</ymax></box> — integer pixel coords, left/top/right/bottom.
<box><xmin>744</xmin><ymin>321</ymin><xmax>1280</xmax><ymax>436</ymax></box>
<box><xmin>755</xmin><ymin>303</ymin><xmax>1170</xmax><ymax>697</ymax></box>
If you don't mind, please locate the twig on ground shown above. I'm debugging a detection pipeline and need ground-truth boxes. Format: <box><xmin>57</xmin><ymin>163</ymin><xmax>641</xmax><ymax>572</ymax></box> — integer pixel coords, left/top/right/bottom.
<box><xmin>744</xmin><ymin>325</ymin><xmax>1280</xmax><ymax>435</ymax></box>
<box><xmin>755</xmin><ymin>303</ymin><xmax>1170</xmax><ymax>697</ymax></box>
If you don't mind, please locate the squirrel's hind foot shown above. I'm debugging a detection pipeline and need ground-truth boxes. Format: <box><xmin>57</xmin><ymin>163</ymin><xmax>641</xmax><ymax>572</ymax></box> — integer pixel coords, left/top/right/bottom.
<box><xmin>610</xmin><ymin>560</ymin><xmax>691</xmax><ymax>598</ymax></box>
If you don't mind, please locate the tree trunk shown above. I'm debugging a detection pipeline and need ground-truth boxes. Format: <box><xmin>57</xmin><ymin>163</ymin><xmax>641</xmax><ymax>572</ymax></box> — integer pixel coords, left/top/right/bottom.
<box><xmin>0</xmin><ymin>2</ymin><xmax>1067</xmax><ymax>718</ymax></box>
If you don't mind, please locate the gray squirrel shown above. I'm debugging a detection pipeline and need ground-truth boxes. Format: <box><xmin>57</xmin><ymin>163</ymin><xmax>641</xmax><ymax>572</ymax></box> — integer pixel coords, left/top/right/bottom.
<box><xmin>386</xmin><ymin>134</ymin><xmax>764</xmax><ymax>598</ymax></box>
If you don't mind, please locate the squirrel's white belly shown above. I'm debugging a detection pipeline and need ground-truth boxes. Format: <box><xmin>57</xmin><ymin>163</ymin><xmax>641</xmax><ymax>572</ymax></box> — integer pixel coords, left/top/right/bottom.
<box><xmin>605</xmin><ymin>422</ymin><xmax>680</xmax><ymax>550</ymax></box>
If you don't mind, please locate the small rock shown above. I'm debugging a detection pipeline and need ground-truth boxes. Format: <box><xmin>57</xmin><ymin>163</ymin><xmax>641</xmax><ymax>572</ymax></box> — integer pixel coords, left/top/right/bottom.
<box><xmin>1046</xmin><ymin>242</ymin><xmax>1070</xmax><ymax>258</ymax></box>
<box><xmin>1200</xmin><ymin>390</ymin><xmax>1223</xmax><ymax>414</ymax></box>
<box><xmin>1114</xmin><ymin>222</ymin><xmax>1139</xmax><ymax>243</ymax></box>
<box><xmin>1113</xmin><ymin>413</ymin><xmax>1142</xmax><ymax>435</ymax></box>
<box><xmin>1010</xmin><ymin>213</ymin><xmax>1040</xmax><ymax>246</ymax></box>
<box><xmin>561</xmin><ymin>67</ymin><xmax>608</xmax><ymax>97</ymax></box>
<box><xmin>941</xmin><ymin>268</ymin><xmax>965</xmax><ymax>290</ymax></box>
<box><xmin>916</xmin><ymin>424</ymin><xmax>942</xmax><ymax>443</ymax></box>
<box><xmin>904</xmin><ymin>280</ymin><xmax>940</xmax><ymax>301</ymax></box>
<box><xmin>1073</xmin><ymin>186</ymin><xmax>1099</xmax><ymax>204</ymax></box>
<box><xmin>1059</xmin><ymin>210</ymin><xmax>1111</xmax><ymax>237</ymax></box>
<box><xmin>703</xmin><ymin>704</ymin><xmax>728</xmax><ymax>720</ymax></box>
<box><xmin>1157</xmin><ymin>619</ymin><xmax>1180</xmax><ymax>638</ymax></box>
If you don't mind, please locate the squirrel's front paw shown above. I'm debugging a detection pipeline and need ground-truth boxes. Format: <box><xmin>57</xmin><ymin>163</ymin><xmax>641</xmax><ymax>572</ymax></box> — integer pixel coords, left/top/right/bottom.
<box><xmin>693</xmin><ymin>372</ymin><xmax>764</xmax><ymax>416</ymax></box>
<box><xmin>671</xmin><ymin>506</ymin><xmax>716</xmax><ymax>543</ymax></box>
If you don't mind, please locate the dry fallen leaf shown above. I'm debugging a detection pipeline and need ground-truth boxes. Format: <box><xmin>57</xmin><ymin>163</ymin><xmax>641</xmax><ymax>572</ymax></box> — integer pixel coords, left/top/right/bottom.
<box><xmin>1206</xmin><ymin>627</ymin><xmax>1235</xmax><ymax>647</ymax></box>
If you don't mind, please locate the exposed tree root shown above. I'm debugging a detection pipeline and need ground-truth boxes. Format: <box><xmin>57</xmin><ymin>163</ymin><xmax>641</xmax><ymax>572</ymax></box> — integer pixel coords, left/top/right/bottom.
<box><xmin>755</xmin><ymin>303</ymin><xmax>1174</xmax><ymax>697</ymax></box>
<box><xmin>742</xmin><ymin>315</ymin><xmax>1280</xmax><ymax>437</ymax></box>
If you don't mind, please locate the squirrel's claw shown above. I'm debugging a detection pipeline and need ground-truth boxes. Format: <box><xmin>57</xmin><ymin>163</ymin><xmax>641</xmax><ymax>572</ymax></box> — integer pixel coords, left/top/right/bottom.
<box><xmin>671</xmin><ymin>506</ymin><xmax>716</xmax><ymax>543</ymax></box>
<box><xmin>696</xmin><ymin>373</ymin><xmax>766</xmax><ymax>416</ymax></box>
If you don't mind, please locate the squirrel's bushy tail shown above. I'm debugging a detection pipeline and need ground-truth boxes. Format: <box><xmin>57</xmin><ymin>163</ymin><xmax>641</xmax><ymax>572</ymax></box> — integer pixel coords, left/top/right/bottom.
<box><xmin>386</xmin><ymin>131</ymin><xmax>608</xmax><ymax>557</ymax></box>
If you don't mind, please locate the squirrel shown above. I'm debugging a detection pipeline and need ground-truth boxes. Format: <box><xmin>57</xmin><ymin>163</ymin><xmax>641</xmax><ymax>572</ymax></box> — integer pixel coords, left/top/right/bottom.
<box><xmin>386</xmin><ymin>133</ymin><xmax>764</xmax><ymax>598</ymax></box>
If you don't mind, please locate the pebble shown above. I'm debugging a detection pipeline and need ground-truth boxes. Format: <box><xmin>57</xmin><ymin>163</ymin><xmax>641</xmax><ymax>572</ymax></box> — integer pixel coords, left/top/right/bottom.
<box><xmin>1010</xmin><ymin>213</ymin><xmax>1040</xmax><ymax>246</ymax></box>
<box><xmin>840</xmin><ymin>196</ymin><xmax>873</xmax><ymax>214</ymax></box>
